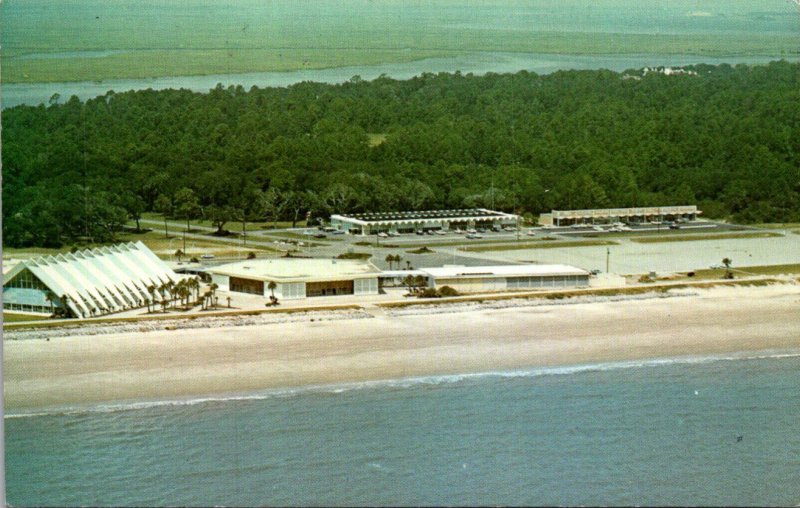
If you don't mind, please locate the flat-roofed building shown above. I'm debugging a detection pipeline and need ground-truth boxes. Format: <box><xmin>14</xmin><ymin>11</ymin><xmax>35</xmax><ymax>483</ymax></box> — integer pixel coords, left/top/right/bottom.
<box><xmin>330</xmin><ymin>208</ymin><xmax>520</xmax><ymax>235</ymax></box>
<box><xmin>207</xmin><ymin>258</ymin><xmax>381</xmax><ymax>300</ymax></box>
<box><xmin>2</xmin><ymin>241</ymin><xmax>179</xmax><ymax>318</ymax></box>
<box><xmin>420</xmin><ymin>264</ymin><xmax>590</xmax><ymax>293</ymax></box>
<box><xmin>539</xmin><ymin>205</ymin><xmax>701</xmax><ymax>226</ymax></box>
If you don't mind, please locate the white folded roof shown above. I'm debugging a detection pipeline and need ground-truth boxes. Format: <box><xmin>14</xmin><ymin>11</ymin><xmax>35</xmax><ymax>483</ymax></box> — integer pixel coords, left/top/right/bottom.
<box><xmin>3</xmin><ymin>241</ymin><xmax>178</xmax><ymax>318</ymax></box>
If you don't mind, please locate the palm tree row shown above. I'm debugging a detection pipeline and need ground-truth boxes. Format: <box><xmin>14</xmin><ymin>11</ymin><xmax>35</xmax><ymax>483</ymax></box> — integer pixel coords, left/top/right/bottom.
<box><xmin>144</xmin><ymin>276</ymin><xmax>203</xmax><ymax>313</ymax></box>
<box><xmin>384</xmin><ymin>254</ymin><xmax>404</xmax><ymax>270</ymax></box>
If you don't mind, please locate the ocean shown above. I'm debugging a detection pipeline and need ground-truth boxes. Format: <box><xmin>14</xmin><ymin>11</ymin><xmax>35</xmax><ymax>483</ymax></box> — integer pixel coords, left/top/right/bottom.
<box><xmin>6</xmin><ymin>352</ymin><xmax>800</xmax><ymax>506</ymax></box>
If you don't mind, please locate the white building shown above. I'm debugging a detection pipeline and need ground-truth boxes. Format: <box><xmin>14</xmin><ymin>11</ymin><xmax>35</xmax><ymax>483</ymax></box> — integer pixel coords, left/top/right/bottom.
<box><xmin>539</xmin><ymin>205</ymin><xmax>701</xmax><ymax>226</ymax></box>
<box><xmin>207</xmin><ymin>258</ymin><xmax>381</xmax><ymax>300</ymax></box>
<box><xmin>420</xmin><ymin>264</ymin><xmax>590</xmax><ymax>293</ymax></box>
<box><xmin>3</xmin><ymin>241</ymin><xmax>179</xmax><ymax>318</ymax></box>
<box><xmin>330</xmin><ymin>208</ymin><xmax>520</xmax><ymax>235</ymax></box>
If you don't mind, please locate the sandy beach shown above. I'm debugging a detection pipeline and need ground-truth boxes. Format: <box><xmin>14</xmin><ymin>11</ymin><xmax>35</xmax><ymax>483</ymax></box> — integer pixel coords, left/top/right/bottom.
<box><xmin>4</xmin><ymin>284</ymin><xmax>800</xmax><ymax>411</ymax></box>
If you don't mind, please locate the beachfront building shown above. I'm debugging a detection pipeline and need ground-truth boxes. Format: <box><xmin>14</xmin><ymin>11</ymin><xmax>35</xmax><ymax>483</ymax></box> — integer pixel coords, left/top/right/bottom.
<box><xmin>538</xmin><ymin>205</ymin><xmax>701</xmax><ymax>226</ymax></box>
<box><xmin>207</xmin><ymin>258</ymin><xmax>381</xmax><ymax>300</ymax></box>
<box><xmin>329</xmin><ymin>208</ymin><xmax>520</xmax><ymax>235</ymax></box>
<box><xmin>418</xmin><ymin>264</ymin><xmax>590</xmax><ymax>293</ymax></box>
<box><xmin>2</xmin><ymin>241</ymin><xmax>180</xmax><ymax>318</ymax></box>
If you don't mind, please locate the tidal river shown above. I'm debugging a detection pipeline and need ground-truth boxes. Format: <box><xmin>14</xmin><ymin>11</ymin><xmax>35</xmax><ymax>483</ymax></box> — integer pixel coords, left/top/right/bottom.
<box><xmin>3</xmin><ymin>52</ymin><xmax>796</xmax><ymax>109</ymax></box>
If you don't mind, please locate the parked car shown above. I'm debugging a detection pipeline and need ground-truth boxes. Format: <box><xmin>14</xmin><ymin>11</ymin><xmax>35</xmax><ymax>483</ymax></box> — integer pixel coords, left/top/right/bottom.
<box><xmin>313</xmin><ymin>233</ymin><xmax>327</xmax><ymax>239</ymax></box>
<box><xmin>466</xmin><ymin>233</ymin><xmax>483</xmax><ymax>239</ymax></box>
<box><xmin>435</xmin><ymin>230</ymin><xmax>447</xmax><ymax>235</ymax></box>
<box><xmin>669</xmin><ymin>224</ymin><xmax>681</xmax><ymax>230</ymax></box>
<box><xmin>201</xmin><ymin>253</ymin><xmax>215</xmax><ymax>259</ymax></box>
<box><xmin>526</xmin><ymin>229</ymin><xmax>537</xmax><ymax>236</ymax></box>
<box><xmin>388</xmin><ymin>231</ymin><xmax>400</xmax><ymax>237</ymax></box>
<box><xmin>416</xmin><ymin>230</ymin><xmax>425</xmax><ymax>235</ymax></box>
<box><xmin>332</xmin><ymin>229</ymin><xmax>345</xmax><ymax>235</ymax></box>
<box><xmin>377</xmin><ymin>232</ymin><xmax>388</xmax><ymax>238</ymax></box>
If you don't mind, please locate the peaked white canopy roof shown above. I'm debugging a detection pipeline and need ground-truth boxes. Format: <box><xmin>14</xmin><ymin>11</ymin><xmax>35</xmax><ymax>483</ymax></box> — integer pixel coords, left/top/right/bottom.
<box><xmin>3</xmin><ymin>241</ymin><xmax>178</xmax><ymax>318</ymax></box>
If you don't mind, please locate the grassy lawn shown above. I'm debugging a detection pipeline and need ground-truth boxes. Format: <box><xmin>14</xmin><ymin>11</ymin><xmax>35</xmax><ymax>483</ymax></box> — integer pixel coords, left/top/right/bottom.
<box><xmin>336</xmin><ymin>252</ymin><xmax>372</xmax><ymax>260</ymax></box>
<box><xmin>3</xmin><ymin>313</ymin><xmax>50</xmax><ymax>323</ymax></box>
<box><xmin>753</xmin><ymin>223</ymin><xmax>800</xmax><ymax>230</ymax></box>
<box><xmin>460</xmin><ymin>239</ymin><xmax>618</xmax><ymax>252</ymax></box>
<box><xmin>4</xmin><ymin>229</ymin><xmax>282</xmax><ymax>262</ymax></box>
<box><xmin>631</xmin><ymin>232</ymin><xmax>784</xmax><ymax>244</ymax></box>
<box><xmin>140</xmin><ymin>214</ymin><xmax>307</xmax><ymax>232</ymax></box>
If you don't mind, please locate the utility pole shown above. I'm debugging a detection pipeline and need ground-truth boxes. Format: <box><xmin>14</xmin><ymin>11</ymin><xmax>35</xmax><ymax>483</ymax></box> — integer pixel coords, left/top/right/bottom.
<box><xmin>606</xmin><ymin>247</ymin><xmax>610</xmax><ymax>273</ymax></box>
<box><xmin>183</xmin><ymin>229</ymin><xmax>186</xmax><ymax>252</ymax></box>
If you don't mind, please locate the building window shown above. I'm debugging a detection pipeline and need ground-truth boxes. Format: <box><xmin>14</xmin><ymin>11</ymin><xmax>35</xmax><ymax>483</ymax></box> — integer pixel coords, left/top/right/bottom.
<box><xmin>229</xmin><ymin>277</ymin><xmax>264</xmax><ymax>295</ymax></box>
<box><xmin>6</xmin><ymin>270</ymin><xmax>49</xmax><ymax>290</ymax></box>
<box><xmin>306</xmin><ymin>280</ymin><xmax>354</xmax><ymax>297</ymax></box>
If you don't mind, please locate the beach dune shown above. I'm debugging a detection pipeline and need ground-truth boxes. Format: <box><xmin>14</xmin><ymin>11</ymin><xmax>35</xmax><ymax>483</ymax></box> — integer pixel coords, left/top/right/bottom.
<box><xmin>4</xmin><ymin>285</ymin><xmax>800</xmax><ymax>411</ymax></box>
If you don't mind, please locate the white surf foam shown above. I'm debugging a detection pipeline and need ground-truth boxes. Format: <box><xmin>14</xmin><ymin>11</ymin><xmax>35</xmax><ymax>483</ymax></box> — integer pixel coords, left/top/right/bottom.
<box><xmin>6</xmin><ymin>349</ymin><xmax>800</xmax><ymax>419</ymax></box>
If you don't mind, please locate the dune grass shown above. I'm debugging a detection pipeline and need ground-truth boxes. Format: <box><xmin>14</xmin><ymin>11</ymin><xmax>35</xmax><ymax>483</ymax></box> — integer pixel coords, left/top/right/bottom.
<box><xmin>682</xmin><ymin>263</ymin><xmax>800</xmax><ymax>280</ymax></box>
<box><xmin>3</xmin><ymin>313</ymin><xmax>50</xmax><ymax>323</ymax></box>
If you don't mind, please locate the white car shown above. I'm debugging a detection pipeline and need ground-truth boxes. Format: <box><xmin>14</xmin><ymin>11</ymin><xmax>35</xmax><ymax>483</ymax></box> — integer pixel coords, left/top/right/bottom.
<box><xmin>526</xmin><ymin>229</ymin><xmax>537</xmax><ymax>236</ymax></box>
<box><xmin>377</xmin><ymin>232</ymin><xmax>389</xmax><ymax>238</ymax></box>
<box><xmin>435</xmin><ymin>230</ymin><xmax>447</xmax><ymax>235</ymax></box>
<box><xmin>388</xmin><ymin>231</ymin><xmax>400</xmax><ymax>237</ymax></box>
<box><xmin>593</xmin><ymin>226</ymin><xmax>604</xmax><ymax>232</ymax></box>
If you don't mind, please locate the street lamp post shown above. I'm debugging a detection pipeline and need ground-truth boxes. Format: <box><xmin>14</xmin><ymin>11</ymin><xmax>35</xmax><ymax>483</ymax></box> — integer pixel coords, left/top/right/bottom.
<box><xmin>606</xmin><ymin>247</ymin><xmax>610</xmax><ymax>273</ymax></box>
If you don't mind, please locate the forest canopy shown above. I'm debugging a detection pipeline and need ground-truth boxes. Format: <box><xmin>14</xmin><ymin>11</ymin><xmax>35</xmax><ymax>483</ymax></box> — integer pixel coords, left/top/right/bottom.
<box><xmin>3</xmin><ymin>61</ymin><xmax>799</xmax><ymax>247</ymax></box>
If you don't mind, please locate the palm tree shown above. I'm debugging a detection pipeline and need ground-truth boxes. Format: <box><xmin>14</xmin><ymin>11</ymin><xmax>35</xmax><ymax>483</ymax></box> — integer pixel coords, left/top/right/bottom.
<box><xmin>145</xmin><ymin>297</ymin><xmax>151</xmax><ymax>313</ymax></box>
<box><xmin>226</xmin><ymin>296</ymin><xmax>232</xmax><ymax>308</ymax></box>
<box><xmin>393</xmin><ymin>254</ymin><xmax>402</xmax><ymax>268</ymax></box>
<box><xmin>268</xmin><ymin>281</ymin><xmax>277</xmax><ymax>298</ymax></box>
<box><xmin>60</xmin><ymin>294</ymin><xmax>71</xmax><ymax>318</ymax></box>
<box><xmin>175</xmin><ymin>249</ymin><xmax>184</xmax><ymax>262</ymax></box>
<box><xmin>402</xmin><ymin>275</ymin><xmax>415</xmax><ymax>294</ymax></box>
<box><xmin>722</xmin><ymin>257</ymin><xmax>733</xmax><ymax>279</ymax></box>
<box><xmin>45</xmin><ymin>291</ymin><xmax>56</xmax><ymax>315</ymax></box>
<box><xmin>385</xmin><ymin>254</ymin><xmax>394</xmax><ymax>270</ymax></box>
<box><xmin>413</xmin><ymin>275</ymin><xmax>427</xmax><ymax>292</ymax></box>
<box><xmin>210</xmin><ymin>283</ymin><xmax>218</xmax><ymax>297</ymax></box>
<box><xmin>405</xmin><ymin>260</ymin><xmax>412</xmax><ymax>270</ymax></box>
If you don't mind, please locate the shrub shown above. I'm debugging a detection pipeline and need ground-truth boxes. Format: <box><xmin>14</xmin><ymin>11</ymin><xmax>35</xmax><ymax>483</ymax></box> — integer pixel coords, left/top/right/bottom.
<box><xmin>438</xmin><ymin>286</ymin><xmax>459</xmax><ymax>297</ymax></box>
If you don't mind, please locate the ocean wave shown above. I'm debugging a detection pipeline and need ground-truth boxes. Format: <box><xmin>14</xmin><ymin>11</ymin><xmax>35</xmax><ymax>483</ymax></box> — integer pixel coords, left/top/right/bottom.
<box><xmin>7</xmin><ymin>349</ymin><xmax>800</xmax><ymax>419</ymax></box>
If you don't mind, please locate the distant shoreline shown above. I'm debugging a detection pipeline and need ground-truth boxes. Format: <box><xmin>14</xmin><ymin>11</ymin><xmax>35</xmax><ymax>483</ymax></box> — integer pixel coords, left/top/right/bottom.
<box><xmin>4</xmin><ymin>52</ymin><xmax>798</xmax><ymax>109</ymax></box>
<box><xmin>5</xmin><ymin>283</ymin><xmax>799</xmax><ymax>412</ymax></box>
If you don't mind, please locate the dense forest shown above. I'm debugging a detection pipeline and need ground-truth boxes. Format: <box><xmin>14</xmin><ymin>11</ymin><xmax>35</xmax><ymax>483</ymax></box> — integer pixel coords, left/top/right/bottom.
<box><xmin>3</xmin><ymin>61</ymin><xmax>800</xmax><ymax>247</ymax></box>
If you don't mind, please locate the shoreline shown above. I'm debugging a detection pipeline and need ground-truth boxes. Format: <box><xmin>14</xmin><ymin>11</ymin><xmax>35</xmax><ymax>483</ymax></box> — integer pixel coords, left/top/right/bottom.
<box><xmin>5</xmin><ymin>284</ymin><xmax>800</xmax><ymax>412</ymax></box>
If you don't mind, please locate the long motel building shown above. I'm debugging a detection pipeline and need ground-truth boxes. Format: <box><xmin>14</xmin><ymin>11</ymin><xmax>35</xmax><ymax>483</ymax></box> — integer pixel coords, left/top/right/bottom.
<box><xmin>329</xmin><ymin>208</ymin><xmax>520</xmax><ymax>235</ymax></box>
<box><xmin>419</xmin><ymin>264</ymin><xmax>590</xmax><ymax>293</ymax></box>
<box><xmin>2</xmin><ymin>241</ymin><xmax>180</xmax><ymax>318</ymax></box>
<box><xmin>539</xmin><ymin>205</ymin><xmax>701</xmax><ymax>226</ymax></box>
